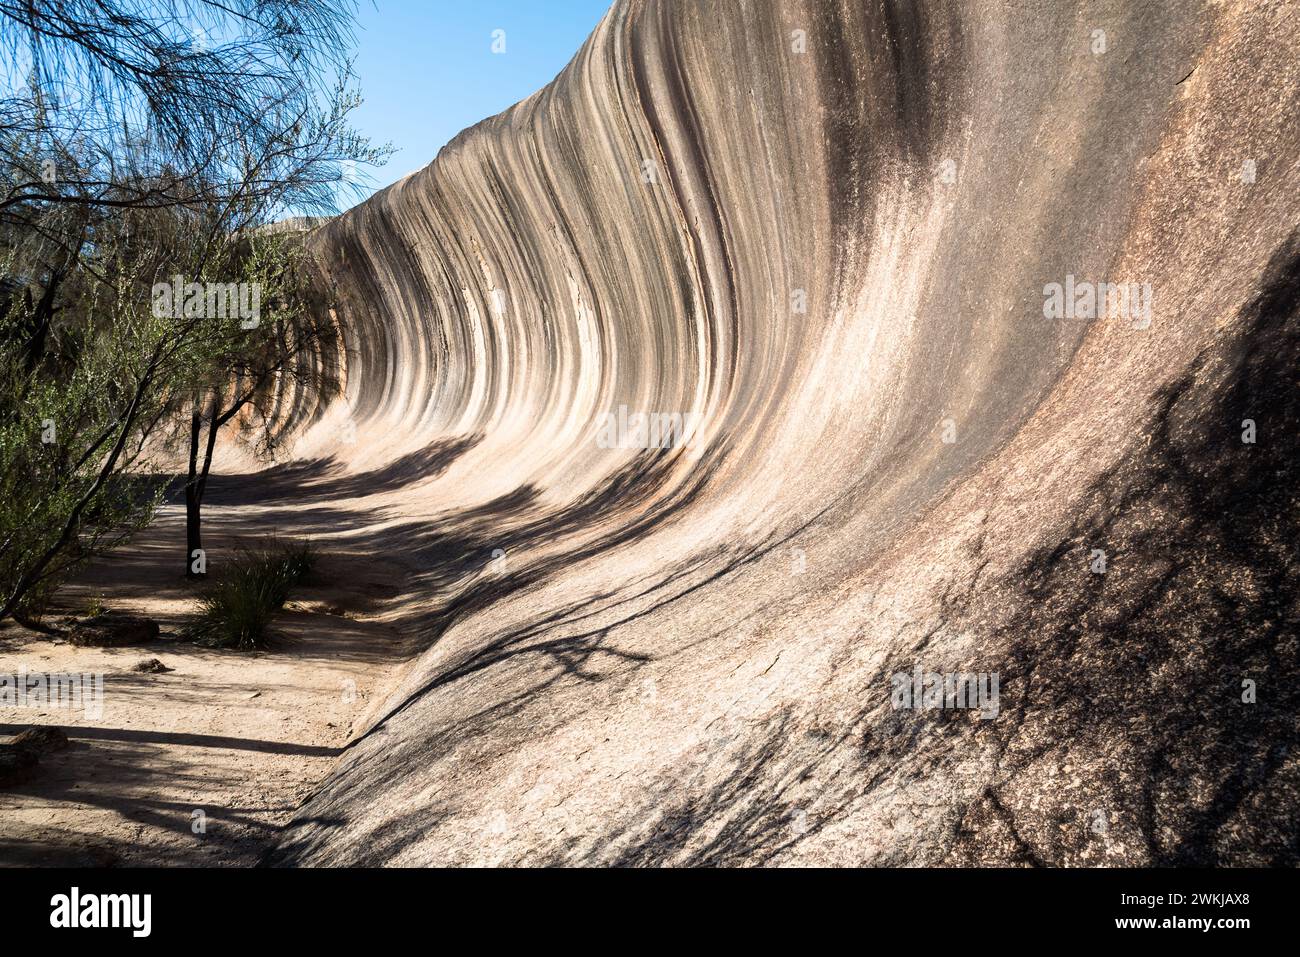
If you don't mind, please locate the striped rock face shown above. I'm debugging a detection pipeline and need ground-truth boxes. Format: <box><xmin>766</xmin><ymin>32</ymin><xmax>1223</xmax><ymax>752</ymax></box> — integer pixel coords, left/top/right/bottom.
<box><xmin>268</xmin><ymin>0</ymin><xmax>1300</xmax><ymax>866</ymax></box>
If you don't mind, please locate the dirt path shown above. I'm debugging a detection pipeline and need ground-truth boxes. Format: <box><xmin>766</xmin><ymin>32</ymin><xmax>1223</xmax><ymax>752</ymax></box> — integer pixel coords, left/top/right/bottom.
<box><xmin>0</xmin><ymin>477</ymin><xmax>413</xmax><ymax>866</ymax></box>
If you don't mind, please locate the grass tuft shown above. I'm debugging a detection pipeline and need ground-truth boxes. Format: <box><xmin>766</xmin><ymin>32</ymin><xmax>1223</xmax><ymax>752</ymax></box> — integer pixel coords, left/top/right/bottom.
<box><xmin>186</xmin><ymin>539</ymin><xmax>317</xmax><ymax>650</ymax></box>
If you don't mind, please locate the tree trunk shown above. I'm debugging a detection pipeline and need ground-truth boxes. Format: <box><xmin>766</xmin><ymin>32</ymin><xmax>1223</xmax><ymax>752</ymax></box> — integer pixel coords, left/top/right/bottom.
<box><xmin>184</xmin><ymin>388</ymin><xmax>223</xmax><ymax>579</ymax></box>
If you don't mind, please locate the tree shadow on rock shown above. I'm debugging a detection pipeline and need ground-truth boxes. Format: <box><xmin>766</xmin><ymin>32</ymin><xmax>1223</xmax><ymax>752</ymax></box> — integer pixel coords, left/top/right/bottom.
<box><xmin>947</xmin><ymin>229</ymin><xmax>1300</xmax><ymax>865</ymax></box>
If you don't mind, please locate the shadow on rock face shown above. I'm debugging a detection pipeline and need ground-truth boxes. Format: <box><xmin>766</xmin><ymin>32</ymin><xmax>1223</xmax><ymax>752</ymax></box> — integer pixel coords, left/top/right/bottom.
<box><xmin>201</xmin><ymin>433</ymin><xmax>485</xmax><ymax>508</ymax></box>
<box><xmin>945</xmin><ymin>228</ymin><xmax>1300</xmax><ymax>866</ymax></box>
<box><xmin>544</xmin><ymin>233</ymin><xmax>1300</xmax><ymax>869</ymax></box>
<box><xmin>262</xmin><ymin>234</ymin><xmax>1300</xmax><ymax>869</ymax></box>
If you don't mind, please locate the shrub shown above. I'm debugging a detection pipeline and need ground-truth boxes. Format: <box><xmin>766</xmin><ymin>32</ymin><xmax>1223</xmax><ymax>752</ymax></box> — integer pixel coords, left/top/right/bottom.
<box><xmin>186</xmin><ymin>540</ymin><xmax>316</xmax><ymax>649</ymax></box>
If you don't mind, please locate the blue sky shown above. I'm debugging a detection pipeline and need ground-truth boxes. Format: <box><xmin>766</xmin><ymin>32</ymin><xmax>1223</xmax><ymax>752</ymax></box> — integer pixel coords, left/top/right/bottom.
<box><xmin>342</xmin><ymin>0</ymin><xmax>613</xmax><ymax>205</ymax></box>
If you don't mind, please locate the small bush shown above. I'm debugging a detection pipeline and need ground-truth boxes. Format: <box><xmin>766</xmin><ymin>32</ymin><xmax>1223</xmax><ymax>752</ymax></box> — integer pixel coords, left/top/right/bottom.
<box><xmin>186</xmin><ymin>540</ymin><xmax>316</xmax><ymax>649</ymax></box>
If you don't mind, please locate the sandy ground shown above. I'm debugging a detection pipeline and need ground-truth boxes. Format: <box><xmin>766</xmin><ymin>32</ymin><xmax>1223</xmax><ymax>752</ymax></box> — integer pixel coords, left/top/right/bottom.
<box><xmin>0</xmin><ymin>481</ymin><xmax>412</xmax><ymax>866</ymax></box>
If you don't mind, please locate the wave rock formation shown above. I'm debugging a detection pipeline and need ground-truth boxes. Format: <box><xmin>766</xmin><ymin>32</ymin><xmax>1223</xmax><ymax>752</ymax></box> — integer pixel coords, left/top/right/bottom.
<box><xmin>268</xmin><ymin>0</ymin><xmax>1300</xmax><ymax>866</ymax></box>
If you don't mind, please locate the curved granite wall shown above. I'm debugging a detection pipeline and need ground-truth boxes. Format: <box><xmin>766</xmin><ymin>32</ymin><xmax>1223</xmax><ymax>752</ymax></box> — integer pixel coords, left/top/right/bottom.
<box><xmin>269</xmin><ymin>0</ymin><xmax>1300</xmax><ymax>865</ymax></box>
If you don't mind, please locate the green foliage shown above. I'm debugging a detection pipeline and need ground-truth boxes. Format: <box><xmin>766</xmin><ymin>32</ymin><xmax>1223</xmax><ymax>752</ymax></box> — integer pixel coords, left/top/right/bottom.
<box><xmin>0</xmin><ymin>256</ymin><xmax>172</xmax><ymax>617</ymax></box>
<box><xmin>185</xmin><ymin>539</ymin><xmax>317</xmax><ymax>649</ymax></box>
<box><xmin>0</xmin><ymin>0</ymin><xmax>380</xmax><ymax>622</ymax></box>
<box><xmin>0</xmin><ymin>208</ymin><xmax>331</xmax><ymax>619</ymax></box>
